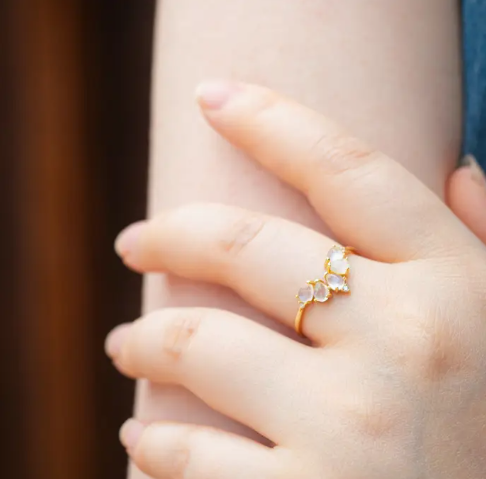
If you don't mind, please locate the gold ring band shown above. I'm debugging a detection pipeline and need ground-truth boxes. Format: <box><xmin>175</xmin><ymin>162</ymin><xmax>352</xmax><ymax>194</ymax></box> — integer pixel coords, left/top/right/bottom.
<box><xmin>295</xmin><ymin>245</ymin><xmax>355</xmax><ymax>337</ymax></box>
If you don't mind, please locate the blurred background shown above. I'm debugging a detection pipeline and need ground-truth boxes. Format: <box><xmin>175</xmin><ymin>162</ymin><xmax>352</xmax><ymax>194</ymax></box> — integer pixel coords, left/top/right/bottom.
<box><xmin>1</xmin><ymin>1</ymin><xmax>155</xmax><ymax>478</ymax></box>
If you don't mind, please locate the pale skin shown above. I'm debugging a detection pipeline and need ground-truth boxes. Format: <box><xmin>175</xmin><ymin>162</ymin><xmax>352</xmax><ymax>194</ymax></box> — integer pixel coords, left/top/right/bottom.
<box><xmin>109</xmin><ymin>0</ymin><xmax>486</xmax><ymax>477</ymax></box>
<box><xmin>107</xmin><ymin>83</ymin><xmax>486</xmax><ymax>478</ymax></box>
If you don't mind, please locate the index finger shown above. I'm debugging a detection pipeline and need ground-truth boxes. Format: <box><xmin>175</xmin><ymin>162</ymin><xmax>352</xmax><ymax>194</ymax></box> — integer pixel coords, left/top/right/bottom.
<box><xmin>196</xmin><ymin>81</ymin><xmax>469</xmax><ymax>262</ymax></box>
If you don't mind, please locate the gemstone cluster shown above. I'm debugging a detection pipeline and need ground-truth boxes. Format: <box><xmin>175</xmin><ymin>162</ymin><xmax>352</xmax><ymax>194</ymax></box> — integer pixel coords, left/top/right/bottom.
<box><xmin>297</xmin><ymin>246</ymin><xmax>351</xmax><ymax>307</ymax></box>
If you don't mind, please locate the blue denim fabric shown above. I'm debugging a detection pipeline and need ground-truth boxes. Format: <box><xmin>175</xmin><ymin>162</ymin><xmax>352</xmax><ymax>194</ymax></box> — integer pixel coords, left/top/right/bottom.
<box><xmin>463</xmin><ymin>1</ymin><xmax>486</xmax><ymax>167</ymax></box>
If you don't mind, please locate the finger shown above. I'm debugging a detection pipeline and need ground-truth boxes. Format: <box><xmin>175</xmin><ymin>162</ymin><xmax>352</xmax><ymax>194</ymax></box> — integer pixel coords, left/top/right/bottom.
<box><xmin>106</xmin><ymin>308</ymin><xmax>311</xmax><ymax>441</ymax></box>
<box><xmin>196</xmin><ymin>81</ymin><xmax>468</xmax><ymax>262</ymax></box>
<box><xmin>115</xmin><ymin>203</ymin><xmax>381</xmax><ymax>342</ymax></box>
<box><xmin>447</xmin><ymin>156</ymin><xmax>486</xmax><ymax>243</ymax></box>
<box><xmin>120</xmin><ymin>419</ymin><xmax>287</xmax><ymax>479</ymax></box>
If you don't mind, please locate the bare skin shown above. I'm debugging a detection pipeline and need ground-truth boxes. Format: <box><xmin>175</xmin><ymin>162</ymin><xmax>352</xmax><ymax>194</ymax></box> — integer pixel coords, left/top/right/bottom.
<box><xmin>111</xmin><ymin>83</ymin><xmax>486</xmax><ymax>479</ymax></box>
<box><xmin>130</xmin><ymin>1</ymin><xmax>462</xmax><ymax>477</ymax></box>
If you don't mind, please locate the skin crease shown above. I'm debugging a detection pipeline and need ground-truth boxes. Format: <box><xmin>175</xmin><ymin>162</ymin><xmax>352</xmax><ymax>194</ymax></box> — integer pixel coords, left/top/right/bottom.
<box><xmin>108</xmin><ymin>86</ymin><xmax>486</xmax><ymax>478</ymax></box>
<box><xmin>127</xmin><ymin>1</ymin><xmax>463</xmax><ymax>477</ymax></box>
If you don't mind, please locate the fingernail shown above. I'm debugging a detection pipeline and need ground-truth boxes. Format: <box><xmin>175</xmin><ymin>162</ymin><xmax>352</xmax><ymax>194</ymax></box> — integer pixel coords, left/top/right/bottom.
<box><xmin>195</xmin><ymin>80</ymin><xmax>241</xmax><ymax>110</ymax></box>
<box><xmin>120</xmin><ymin>419</ymin><xmax>145</xmax><ymax>451</ymax></box>
<box><xmin>115</xmin><ymin>221</ymin><xmax>146</xmax><ymax>258</ymax></box>
<box><xmin>105</xmin><ymin>324</ymin><xmax>131</xmax><ymax>359</ymax></box>
<box><xmin>462</xmin><ymin>154</ymin><xmax>486</xmax><ymax>187</ymax></box>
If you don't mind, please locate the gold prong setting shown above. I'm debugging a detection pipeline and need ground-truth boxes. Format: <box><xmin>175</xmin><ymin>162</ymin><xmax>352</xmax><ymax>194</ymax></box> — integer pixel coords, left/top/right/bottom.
<box><xmin>295</xmin><ymin>245</ymin><xmax>354</xmax><ymax>335</ymax></box>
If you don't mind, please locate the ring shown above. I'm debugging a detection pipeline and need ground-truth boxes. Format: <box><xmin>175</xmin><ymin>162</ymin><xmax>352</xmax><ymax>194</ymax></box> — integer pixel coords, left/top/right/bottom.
<box><xmin>295</xmin><ymin>245</ymin><xmax>355</xmax><ymax>337</ymax></box>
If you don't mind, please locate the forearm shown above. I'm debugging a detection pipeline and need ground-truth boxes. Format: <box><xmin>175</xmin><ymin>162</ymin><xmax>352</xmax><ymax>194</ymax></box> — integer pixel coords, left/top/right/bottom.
<box><xmin>131</xmin><ymin>1</ymin><xmax>461</xmax><ymax>476</ymax></box>
<box><xmin>148</xmin><ymin>0</ymin><xmax>461</xmax><ymax>201</ymax></box>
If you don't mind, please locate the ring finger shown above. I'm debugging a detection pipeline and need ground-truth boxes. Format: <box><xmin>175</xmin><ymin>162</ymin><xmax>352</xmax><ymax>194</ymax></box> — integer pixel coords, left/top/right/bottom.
<box><xmin>115</xmin><ymin>203</ymin><xmax>385</xmax><ymax>342</ymax></box>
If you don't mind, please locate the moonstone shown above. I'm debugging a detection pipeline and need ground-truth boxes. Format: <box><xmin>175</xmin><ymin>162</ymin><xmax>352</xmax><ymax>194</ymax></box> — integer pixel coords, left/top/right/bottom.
<box><xmin>330</xmin><ymin>258</ymin><xmax>349</xmax><ymax>275</ymax></box>
<box><xmin>326</xmin><ymin>273</ymin><xmax>345</xmax><ymax>291</ymax></box>
<box><xmin>313</xmin><ymin>281</ymin><xmax>329</xmax><ymax>302</ymax></box>
<box><xmin>298</xmin><ymin>284</ymin><xmax>314</xmax><ymax>303</ymax></box>
<box><xmin>328</xmin><ymin>246</ymin><xmax>345</xmax><ymax>261</ymax></box>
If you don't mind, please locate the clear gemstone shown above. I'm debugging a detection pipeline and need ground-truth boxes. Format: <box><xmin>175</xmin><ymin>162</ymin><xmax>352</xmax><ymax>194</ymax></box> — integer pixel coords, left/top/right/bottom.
<box><xmin>342</xmin><ymin>284</ymin><xmax>350</xmax><ymax>292</ymax></box>
<box><xmin>328</xmin><ymin>246</ymin><xmax>345</xmax><ymax>261</ymax></box>
<box><xmin>313</xmin><ymin>281</ymin><xmax>329</xmax><ymax>302</ymax></box>
<box><xmin>330</xmin><ymin>258</ymin><xmax>349</xmax><ymax>275</ymax></box>
<box><xmin>326</xmin><ymin>273</ymin><xmax>345</xmax><ymax>291</ymax></box>
<box><xmin>298</xmin><ymin>284</ymin><xmax>314</xmax><ymax>303</ymax></box>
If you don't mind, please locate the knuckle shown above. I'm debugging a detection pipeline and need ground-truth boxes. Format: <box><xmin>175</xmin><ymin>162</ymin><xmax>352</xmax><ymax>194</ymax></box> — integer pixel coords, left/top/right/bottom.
<box><xmin>161</xmin><ymin>310</ymin><xmax>202</xmax><ymax>363</ymax></box>
<box><xmin>421</xmin><ymin>323</ymin><xmax>463</xmax><ymax>381</ymax></box>
<box><xmin>343</xmin><ymin>389</ymin><xmax>403</xmax><ymax>440</ymax></box>
<box><xmin>168</xmin><ymin>427</ymin><xmax>195</xmax><ymax>479</ymax></box>
<box><xmin>329</xmin><ymin>357</ymin><xmax>406</xmax><ymax>441</ymax></box>
<box><xmin>309</xmin><ymin>133</ymin><xmax>383</xmax><ymax>180</ymax></box>
<box><xmin>119</xmin><ymin>310</ymin><xmax>204</xmax><ymax>381</ymax></box>
<box><xmin>218</xmin><ymin>211</ymin><xmax>267</xmax><ymax>259</ymax></box>
<box><xmin>158</xmin><ymin>429</ymin><xmax>193</xmax><ymax>479</ymax></box>
<box><xmin>387</xmin><ymin>272</ymin><xmax>473</xmax><ymax>382</ymax></box>
<box><xmin>404</xmin><ymin>312</ymin><xmax>470</xmax><ymax>382</ymax></box>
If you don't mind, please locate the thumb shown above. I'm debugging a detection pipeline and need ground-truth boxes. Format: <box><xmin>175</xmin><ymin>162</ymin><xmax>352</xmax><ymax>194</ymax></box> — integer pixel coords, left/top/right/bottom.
<box><xmin>447</xmin><ymin>155</ymin><xmax>486</xmax><ymax>243</ymax></box>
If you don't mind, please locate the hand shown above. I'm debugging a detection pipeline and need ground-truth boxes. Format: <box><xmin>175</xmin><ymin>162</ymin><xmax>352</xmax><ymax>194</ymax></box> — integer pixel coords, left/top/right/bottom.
<box><xmin>448</xmin><ymin>154</ymin><xmax>486</xmax><ymax>242</ymax></box>
<box><xmin>106</xmin><ymin>82</ymin><xmax>486</xmax><ymax>479</ymax></box>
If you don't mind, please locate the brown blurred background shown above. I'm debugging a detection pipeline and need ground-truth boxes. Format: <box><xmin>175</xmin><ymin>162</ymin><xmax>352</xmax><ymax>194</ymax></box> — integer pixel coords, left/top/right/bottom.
<box><xmin>1</xmin><ymin>1</ymin><xmax>155</xmax><ymax>478</ymax></box>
